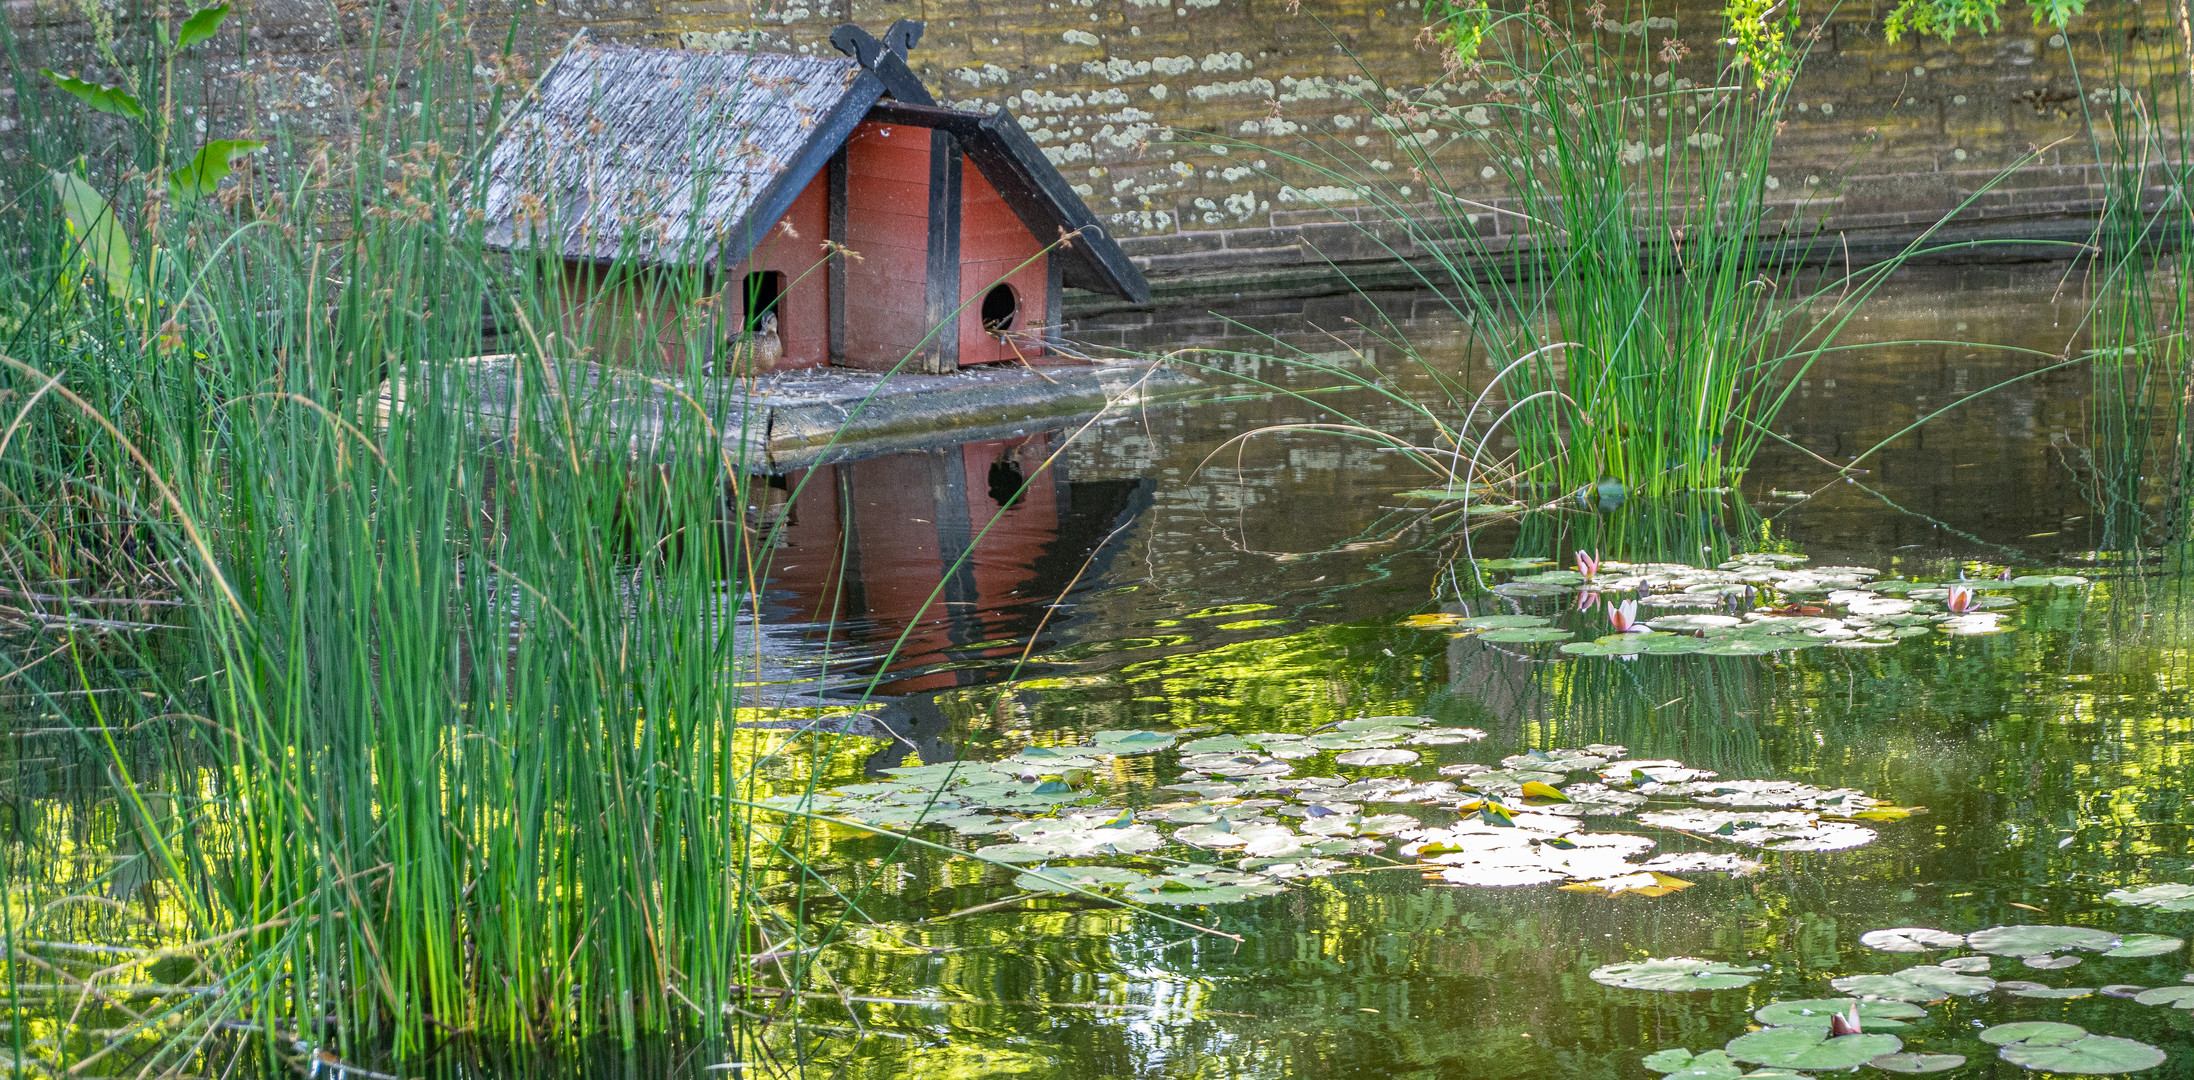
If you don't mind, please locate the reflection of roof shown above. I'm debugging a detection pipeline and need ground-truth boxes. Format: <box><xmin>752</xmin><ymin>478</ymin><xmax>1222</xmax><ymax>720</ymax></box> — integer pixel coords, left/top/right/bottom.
<box><xmin>478</xmin><ymin>43</ymin><xmax>879</xmax><ymax>265</ymax></box>
<box><xmin>476</xmin><ymin>29</ymin><xmax>1150</xmax><ymax>303</ymax></box>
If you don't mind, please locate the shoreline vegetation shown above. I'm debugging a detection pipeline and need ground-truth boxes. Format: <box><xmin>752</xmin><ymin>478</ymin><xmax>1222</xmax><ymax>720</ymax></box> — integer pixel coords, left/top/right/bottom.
<box><xmin>0</xmin><ymin>0</ymin><xmax>2191</xmax><ymax>1075</ymax></box>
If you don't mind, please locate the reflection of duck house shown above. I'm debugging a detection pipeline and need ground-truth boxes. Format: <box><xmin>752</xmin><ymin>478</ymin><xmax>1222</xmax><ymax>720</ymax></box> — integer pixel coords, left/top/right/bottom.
<box><xmin>479</xmin><ymin>21</ymin><xmax>1149</xmax><ymax>374</ymax></box>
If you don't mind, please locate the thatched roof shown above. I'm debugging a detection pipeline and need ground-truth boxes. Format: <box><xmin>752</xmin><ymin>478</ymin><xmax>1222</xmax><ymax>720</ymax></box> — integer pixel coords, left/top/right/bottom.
<box><xmin>479</xmin><ymin>42</ymin><xmax>879</xmax><ymax>265</ymax></box>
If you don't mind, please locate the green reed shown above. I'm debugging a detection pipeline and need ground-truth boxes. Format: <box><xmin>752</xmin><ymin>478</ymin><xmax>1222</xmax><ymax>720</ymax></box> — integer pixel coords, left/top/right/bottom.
<box><xmin>2070</xmin><ymin>35</ymin><xmax>2194</xmax><ymax>553</ymax></box>
<box><xmin>0</xmin><ymin>8</ymin><xmax>890</xmax><ymax>1073</ymax></box>
<box><xmin>1201</xmin><ymin>5</ymin><xmax>2040</xmax><ymax>504</ymax></box>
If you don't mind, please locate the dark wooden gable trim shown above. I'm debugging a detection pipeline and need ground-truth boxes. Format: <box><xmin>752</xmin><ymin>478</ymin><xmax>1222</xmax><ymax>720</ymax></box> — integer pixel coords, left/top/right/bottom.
<box><xmin>861</xmin><ymin>99</ymin><xmax>1151</xmax><ymax>304</ymax></box>
<box><xmin>827</xmin><ymin>145</ymin><xmax>849</xmax><ymax>366</ymax></box>
<box><xmin>709</xmin><ymin>70</ymin><xmax>887</xmax><ymax>274</ymax></box>
<box><xmin>923</xmin><ymin>130</ymin><xmax>964</xmax><ymax>373</ymax></box>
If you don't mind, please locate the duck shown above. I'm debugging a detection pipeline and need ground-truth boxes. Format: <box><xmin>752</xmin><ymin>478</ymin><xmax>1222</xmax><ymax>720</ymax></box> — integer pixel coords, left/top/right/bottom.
<box><xmin>707</xmin><ymin>310</ymin><xmax>782</xmax><ymax>377</ymax></box>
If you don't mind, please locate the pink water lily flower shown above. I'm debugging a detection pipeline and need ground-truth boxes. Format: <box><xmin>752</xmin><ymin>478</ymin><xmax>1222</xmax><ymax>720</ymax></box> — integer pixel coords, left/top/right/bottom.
<box><xmin>1944</xmin><ymin>583</ymin><xmax>1978</xmax><ymax>614</ymax></box>
<box><xmin>1576</xmin><ymin>550</ymin><xmax>1601</xmax><ymax>581</ymax></box>
<box><xmin>1606</xmin><ymin>598</ymin><xmax>1644</xmax><ymax>633</ymax></box>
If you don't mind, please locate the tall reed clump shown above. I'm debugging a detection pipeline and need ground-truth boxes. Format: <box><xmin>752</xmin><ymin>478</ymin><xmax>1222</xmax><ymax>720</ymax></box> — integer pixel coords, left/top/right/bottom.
<box><xmin>0</xmin><ymin>6</ymin><xmax>862</xmax><ymax>1072</ymax></box>
<box><xmin>1197</xmin><ymin>2</ymin><xmax>2023</xmax><ymax>503</ymax></box>
<box><xmin>2073</xmin><ymin>35</ymin><xmax>2194</xmax><ymax>551</ymax></box>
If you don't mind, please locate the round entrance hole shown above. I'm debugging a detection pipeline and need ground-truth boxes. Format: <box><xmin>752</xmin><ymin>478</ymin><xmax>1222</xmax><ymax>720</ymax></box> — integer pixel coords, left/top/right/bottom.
<box><xmin>980</xmin><ymin>283</ymin><xmax>1019</xmax><ymax>334</ymax></box>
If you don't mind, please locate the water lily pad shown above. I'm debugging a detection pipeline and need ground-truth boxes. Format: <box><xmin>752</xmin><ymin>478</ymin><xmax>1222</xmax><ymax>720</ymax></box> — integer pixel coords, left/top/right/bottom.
<box><xmin>1476</xmin><ymin>558</ymin><xmax>1554</xmax><ymax>570</ymax></box>
<box><xmin>1940</xmin><ymin>956</ymin><xmax>1992</xmax><ymax>972</ymax></box>
<box><xmin>1644</xmin><ymin>1049</ymin><xmax>1743</xmax><ymax>1080</ymax></box>
<box><xmin>1724</xmin><ymin>1027</ymin><xmax>1902</xmax><ymax>1069</ymax></box>
<box><xmin>1861</xmin><ymin>928</ymin><xmax>1967</xmax><ymax>953</ymax></box>
<box><xmin>1479</xmin><ymin>626</ymin><xmax>1576</xmax><ymax>644</ymax></box>
<box><xmin>1013</xmin><ymin>866</ymin><xmax>1152</xmax><ymax>894</ymax></box>
<box><xmin>1830</xmin><ymin>964</ymin><xmax>1995</xmax><ymax>1001</ymax></box>
<box><xmin>2105</xmin><ymin>883</ymin><xmax>2194</xmax><ymax>910</ymax></box>
<box><xmin>1335</xmin><ymin>748</ymin><xmax>1420</xmax><ymax>767</ymax></box>
<box><xmin>1454</xmin><ymin>614</ymin><xmax>1555</xmax><ymax>630</ymax></box>
<box><xmin>1123</xmin><ymin>866</ymin><xmax>1286</xmax><ymax>905</ymax></box>
<box><xmin>1091</xmin><ymin>730</ymin><xmax>1178</xmax><ymax>754</ymax></box>
<box><xmin>2104</xmin><ymin>934</ymin><xmax>2183</xmax><ymax>959</ymax></box>
<box><xmin>1981</xmin><ymin>1022</ymin><xmax>2088</xmax><ymax>1046</ymax></box>
<box><xmin>1967</xmin><ymin>925</ymin><xmax>2120</xmax><ymax>959</ymax></box>
<box><xmin>1753</xmin><ymin>998</ymin><xmax>1926</xmax><ymax>1030</ymax></box>
<box><xmin>1998</xmin><ymin>1035</ymin><xmax>2165</xmax><ymax>1074</ymax></box>
<box><xmin>1870</xmin><ymin>1053</ymin><xmax>1967</xmax><ymax>1074</ymax></box>
<box><xmin>1176</xmin><ymin>735</ymin><xmax>1261</xmax><ymax>754</ymax></box>
<box><xmin>2101</xmin><ymin>984</ymin><xmax>2150</xmax><ymax>999</ymax></box>
<box><xmin>1517</xmin><ymin>570</ymin><xmax>1588</xmax><ymax>585</ymax></box>
<box><xmin>1590</xmin><ymin>958</ymin><xmax>1764</xmax><ymax>991</ymax></box>
<box><xmin>1646</xmin><ymin>613</ymin><xmax>1744</xmax><ymax>631</ymax></box>
<box><xmin>1493</xmin><ymin>581</ymin><xmax>1573</xmax><ymax>597</ymax></box>
<box><xmin>2009</xmin><ymin>986</ymin><xmax>2096</xmax><ymax>999</ymax></box>
<box><xmin>2131</xmin><ymin>986</ymin><xmax>2194</xmax><ymax>1008</ymax></box>
<box><xmin>2024</xmin><ymin>955</ymin><xmax>2083</xmax><ymax>970</ymax></box>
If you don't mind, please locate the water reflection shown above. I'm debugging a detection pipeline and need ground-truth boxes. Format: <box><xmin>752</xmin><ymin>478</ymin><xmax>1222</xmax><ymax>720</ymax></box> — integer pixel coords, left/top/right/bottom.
<box><xmin>757</xmin><ymin>431</ymin><xmax>1152</xmax><ymax>696</ymax></box>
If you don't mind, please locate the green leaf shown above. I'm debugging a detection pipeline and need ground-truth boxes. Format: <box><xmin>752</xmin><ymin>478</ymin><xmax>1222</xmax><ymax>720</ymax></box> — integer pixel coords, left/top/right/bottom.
<box><xmin>1752</xmin><ymin>998</ymin><xmax>1924</xmax><ymax>1030</ymax></box>
<box><xmin>1870</xmin><ymin>1053</ymin><xmax>1967</xmax><ymax>1074</ymax></box>
<box><xmin>1589</xmin><ymin>958</ymin><xmax>1764</xmax><ymax>991</ymax></box>
<box><xmin>175</xmin><ymin>2</ymin><xmax>231</xmax><ymax>49</ymax></box>
<box><xmin>1643</xmin><ymin>1049</ymin><xmax>1701</xmax><ymax>1073</ymax></box>
<box><xmin>1999</xmin><ymin>1035</ymin><xmax>2165</xmax><ymax>1074</ymax></box>
<box><xmin>1965</xmin><ymin>924</ymin><xmax>2120</xmax><ymax>958</ymax></box>
<box><xmin>1478</xmin><ymin>626</ymin><xmax>1573</xmax><ymax>644</ymax></box>
<box><xmin>1453</xmin><ymin>614</ymin><xmax>1553</xmax><ymax>630</ymax></box>
<box><xmin>168</xmin><ymin>139</ymin><xmax>263</xmax><ymax>203</ymax></box>
<box><xmin>1981</xmin><ymin>1022</ymin><xmax>2088</xmax><ymax>1046</ymax></box>
<box><xmin>2104</xmin><ymin>883</ymin><xmax>2194</xmax><ymax>911</ymax></box>
<box><xmin>2103</xmin><ymin>933</ymin><xmax>2183</xmax><ymax>958</ymax></box>
<box><xmin>1723</xmin><ymin>1027</ymin><xmax>1902</xmax><ymax>1069</ymax></box>
<box><xmin>51</xmin><ymin>170</ymin><xmax>136</xmax><ymax>301</ymax></box>
<box><xmin>40</xmin><ymin>70</ymin><xmax>146</xmax><ymax>121</ymax></box>
<box><xmin>2132</xmin><ymin>985</ymin><xmax>2194</xmax><ymax>1009</ymax></box>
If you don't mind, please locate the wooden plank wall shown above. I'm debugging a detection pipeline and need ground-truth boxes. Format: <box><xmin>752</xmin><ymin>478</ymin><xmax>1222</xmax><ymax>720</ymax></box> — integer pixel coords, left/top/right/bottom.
<box><xmin>724</xmin><ymin>170</ymin><xmax>832</xmax><ymax>370</ymax></box>
<box><xmin>840</xmin><ymin>120</ymin><xmax>938</xmax><ymax>369</ymax></box>
<box><xmin>956</xmin><ymin>158</ymin><xmax>1050</xmax><ymax>365</ymax></box>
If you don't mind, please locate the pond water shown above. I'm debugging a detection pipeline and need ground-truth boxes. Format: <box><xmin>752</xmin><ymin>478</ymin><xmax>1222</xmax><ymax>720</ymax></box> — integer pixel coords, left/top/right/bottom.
<box><xmin>730</xmin><ymin>264</ymin><xmax>2194</xmax><ymax>1079</ymax></box>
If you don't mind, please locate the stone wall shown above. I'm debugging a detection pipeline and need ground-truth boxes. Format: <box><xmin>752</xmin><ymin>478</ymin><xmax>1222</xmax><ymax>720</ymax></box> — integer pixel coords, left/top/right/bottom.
<box><xmin>8</xmin><ymin>0</ymin><xmax>2186</xmax><ymax>296</ymax></box>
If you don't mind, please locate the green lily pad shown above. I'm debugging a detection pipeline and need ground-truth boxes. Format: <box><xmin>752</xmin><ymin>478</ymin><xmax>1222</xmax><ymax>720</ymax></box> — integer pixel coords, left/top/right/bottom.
<box><xmin>1335</xmin><ymin>748</ymin><xmax>1420</xmax><ymax>767</ymax></box>
<box><xmin>1122</xmin><ymin>866</ymin><xmax>1286</xmax><ymax>905</ymax></box>
<box><xmin>1752</xmin><ymin>998</ymin><xmax>1924</xmax><ymax>1030</ymax></box>
<box><xmin>1476</xmin><ymin>558</ymin><xmax>1554</xmax><ymax>570</ymax></box>
<box><xmin>1454</xmin><ymin>614</ymin><xmax>1555</xmax><ymax>630</ymax></box>
<box><xmin>1664</xmin><ymin>1052</ymin><xmax>1744</xmax><ymax>1080</ymax></box>
<box><xmin>1860</xmin><ymin>928</ymin><xmax>1967</xmax><ymax>952</ymax></box>
<box><xmin>1723</xmin><ymin>1026</ymin><xmax>1902</xmax><ymax>1068</ymax></box>
<box><xmin>2132</xmin><ymin>986</ymin><xmax>2194</xmax><ymax>1008</ymax></box>
<box><xmin>1870</xmin><ymin>1053</ymin><xmax>1966</xmax><ymax>1074</ymax></box>
<box><xmin>1999</xmin><ymin>1035</ymin><xmax>2165</xmax><ymax>1074</ymax></box>
<box><xmin>1829</xmin><ymin>964</ymin><xmax>1996</xmax><ymax>1001</ymax></box>
<box><xmin>1091</xmin><ymin>730</ymin><xmax>1178</xmax><ymax>754</ymax></box>
<box><xmin>2104</xmin><ymin>934</ymin><xmax>2183</xmax><ymax>958</ymax></box>
<box><xmin>1013</xmin><ymin>866</ymin><xmax>1152</xmax><ymax>893</ymax></box>
<box><xmin>2104</xmin><ymin>883</ymin><xmax>2194</xmax><ymax>911</ymax></box>
<box><xmin>1590</xmin><ymin>958</ymin><xmax>1764</xmax><ymax>991</ymax></box>
<box><xmin>1478</xmin><ymin>626</ymin><xmax>1576</xmax><ymax>643</ymax></box>
<box><xmin>1517</xmin><ymin>570</ymin><xmax>1588</xmax><ymax>585</ymax></box>
<box><xmin>1981</xmin><ymin>1022</ymin><xmax>2088</xmax><ymax>1046</ymax></box>
<box><xmin>1492</xmin><ymin>581</ymin><xmax>1574</xmax><ymax>597</ymax></box>
<box><xmin>1966</xmin><ymin>925</ymin><xmax>2120</xmax><ymax>958</ymax></box>
<box><xmin>1176</xmin><ymin>735</ymin><xmax>1260</xmax><ymax>754</ymax></box>
<box><xmin>2009</xmin><ymin>986</ymin><xmax>2096</xmax><ymax>999</ymax></box>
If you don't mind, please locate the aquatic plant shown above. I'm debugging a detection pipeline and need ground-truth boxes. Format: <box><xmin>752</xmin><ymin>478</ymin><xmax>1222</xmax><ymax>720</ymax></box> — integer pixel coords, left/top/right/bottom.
<box><xmin>1172</xmin><ymin>5</ymin><xmax>2057</xmax><ymax>507</ymax></box>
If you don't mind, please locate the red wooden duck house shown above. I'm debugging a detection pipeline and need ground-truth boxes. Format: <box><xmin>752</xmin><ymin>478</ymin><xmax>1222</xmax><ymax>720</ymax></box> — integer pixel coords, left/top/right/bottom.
<box><xmin>478</xmin><ymin>21</ymin><xmax>1150</xmax><ymax>375</ymax></box>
